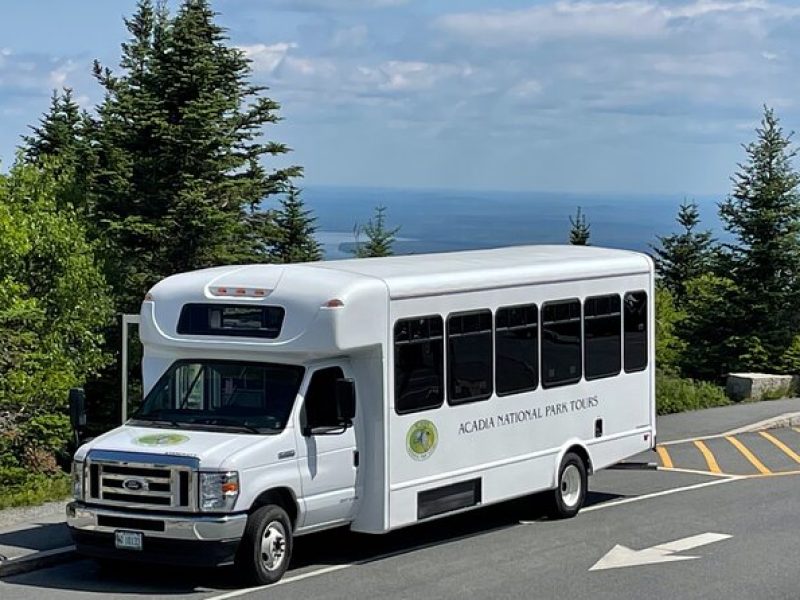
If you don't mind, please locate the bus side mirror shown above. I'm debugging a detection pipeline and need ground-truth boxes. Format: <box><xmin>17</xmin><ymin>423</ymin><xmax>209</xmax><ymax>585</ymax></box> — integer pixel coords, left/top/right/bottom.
<box><xmin>335</xmin><ymin>379</ymin><xmax>356</xmax><ymax>425</ymax></box>
<box><xmin>69</xmin><ymin>388</ymin><xmax>87</xmax><ymax>430</ymax></box>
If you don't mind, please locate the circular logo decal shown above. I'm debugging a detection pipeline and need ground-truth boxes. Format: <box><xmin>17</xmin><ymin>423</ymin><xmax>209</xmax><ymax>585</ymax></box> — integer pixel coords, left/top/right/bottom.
<box><xmin>406</xmin><ymin>420</ymin><xmax>438</xmax><ymax>461</ymax></box>
<box><xmin>134</xmin><ymin>433</ymin><xmax>189</xmax><ymax>447</ymax></box>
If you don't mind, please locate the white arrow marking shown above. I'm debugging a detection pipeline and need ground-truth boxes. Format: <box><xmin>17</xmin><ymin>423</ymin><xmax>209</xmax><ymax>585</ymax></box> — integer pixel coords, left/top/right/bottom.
<box><xmin>590</xmin><ymin>532</ymin><xmax>732</xmax><ymax>571</ymax></box>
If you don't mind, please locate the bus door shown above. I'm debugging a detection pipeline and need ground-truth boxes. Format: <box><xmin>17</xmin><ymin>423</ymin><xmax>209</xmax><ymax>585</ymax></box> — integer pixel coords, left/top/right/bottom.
<box><xmin>294</xmin><ymin>363</ymin><xmax>359</xmax><ymax>528</ymax></box>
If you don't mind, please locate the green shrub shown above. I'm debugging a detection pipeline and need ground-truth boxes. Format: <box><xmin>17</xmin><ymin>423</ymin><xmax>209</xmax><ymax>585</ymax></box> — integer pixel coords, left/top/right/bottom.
<box><xmin>0</xmin><ymin>470</ymin><xmax>70</xmax><ymax>510</ymax></box>
<box><xmin>656</xmin><ymin>370</ymin><xmax>731</xmax><ymax>415</ymax></box>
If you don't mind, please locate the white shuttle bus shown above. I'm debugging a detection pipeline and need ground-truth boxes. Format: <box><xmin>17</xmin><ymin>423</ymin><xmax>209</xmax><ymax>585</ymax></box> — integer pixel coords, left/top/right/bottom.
<box><xmin>67</xmin><ymin>245</ymin><xmax>655</xmax><ymax>585</ymax></box>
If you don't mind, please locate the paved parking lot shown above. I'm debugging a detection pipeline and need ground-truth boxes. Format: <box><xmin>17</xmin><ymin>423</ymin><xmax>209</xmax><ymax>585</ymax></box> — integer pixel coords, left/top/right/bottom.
<box><xmin>656</xmin><ymin>427</ymin><xmax>800</xmax><ymax>477</ymax></box>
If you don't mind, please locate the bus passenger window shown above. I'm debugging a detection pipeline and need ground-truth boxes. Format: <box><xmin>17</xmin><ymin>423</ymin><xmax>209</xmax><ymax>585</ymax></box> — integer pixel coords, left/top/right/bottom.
<box><xmin>541</xmin><ymin>299</ymin><xmax>582</xmax><ymax>388</ymax></box>
<box><xmin>394</xmin><ymin>316</ymin><xmax>444</xmax><ymax>414</ymax></box>
<box><xmin>447</xmin><ymin>310</ymin><xmax>493</xmax><ymax>404</ymax></box>
<box><xmin>584</xmin><ymin>294</ymin><xmax>621</xmax><ymax>380</ymax></box>
<box><xmin>624</xmin><ymin>291</ymin><xmax>648</xmax><ymax>372</ymax></box>
<box><xmin>495</xmin><ymin>304</ymin><xmax>538</xmax><ymax>396</ymax></box>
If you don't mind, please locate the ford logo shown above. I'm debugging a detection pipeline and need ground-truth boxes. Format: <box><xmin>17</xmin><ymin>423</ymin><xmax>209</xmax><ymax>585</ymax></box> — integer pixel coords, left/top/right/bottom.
<box><xmin>122</xmin><ymin>478</ymin><xmax>147</xmax><ymax>492</ymax></box>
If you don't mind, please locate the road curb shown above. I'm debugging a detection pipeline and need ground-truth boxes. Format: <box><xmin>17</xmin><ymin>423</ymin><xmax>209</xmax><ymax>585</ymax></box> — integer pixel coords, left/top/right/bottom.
<box><xmin>662</xmin><ymin>411</ymin><xmax>800</xmax><ymax>446</ymax></box>
<box><xmin>0</xmin><ymin>545</ymin><xmax>77</xmax><ymax>578</ymax></box>
<box><xmin>721</xmin><ymin>411</ymin><xmax>800</xmax><ymax>436</ymax></box>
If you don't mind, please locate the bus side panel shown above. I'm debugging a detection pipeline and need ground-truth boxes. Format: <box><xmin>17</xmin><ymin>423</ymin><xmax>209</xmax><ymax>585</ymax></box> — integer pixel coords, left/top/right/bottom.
<box><xmin>386</xmin><ymin>273</ymin><xmax>653</xmax><ymax>530</ymax></box>
<box><xmin>350</xmin><ymin>348</ymin><xmax>391</xmax><ymax>533</ymax></box>
<box><xmin>389</xmin><ymin>454</ymin><xmax>558</xmax><ymax>526</ymax></box>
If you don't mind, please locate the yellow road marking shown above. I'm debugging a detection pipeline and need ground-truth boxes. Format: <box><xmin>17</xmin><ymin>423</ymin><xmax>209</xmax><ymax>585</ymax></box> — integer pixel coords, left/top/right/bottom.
<box><xmin>760</xmin><ymin>431</ymin><xmax>800</xmax><ymax>464</ymax></box>
<box><xmin>725</xmin><ymin>436</ymin><xmax>772</xmax><ymax>475</ymax></box>
<box><xmin>656</xmin><ymin>446</ymin><xmax>674</xmax><ymax>469</ymax></box>
<box><xmin>693</xmin><ymin>440</ymin><xmax>722</xmax><ymax>474</ymax></box>
<box><xmin>793</xmin><ymin>427</ymin><xmax>800</xmax><ymax>435</ymax></box>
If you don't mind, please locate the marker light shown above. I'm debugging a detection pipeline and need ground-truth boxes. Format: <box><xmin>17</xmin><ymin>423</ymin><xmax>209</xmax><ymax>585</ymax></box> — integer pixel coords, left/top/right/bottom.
<box><xmin>323</xmin><ymin>299</ymin><xmax>345</xmax><ymax>308</ymax></box>
<box><xmin>211</xmin><ymin>287</ymin><xmax>271</xmax><ymax>298</ymax></box>
<box><xmin>144</xmin><ymin>293</ymin><xmax>154</xmax><ymax>301</ymax></box>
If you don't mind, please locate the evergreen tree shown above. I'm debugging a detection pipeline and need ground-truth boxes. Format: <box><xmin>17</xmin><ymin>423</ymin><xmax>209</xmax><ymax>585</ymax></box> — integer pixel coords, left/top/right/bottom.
<box><xmin>269</xmin><ymin>187</ymin><xmax>322</xmax><ymax>263</ymax></box>
<box><xmin>718</xmin><ymin>106</ymin><xmax>800</xmax><ymax>360</ymax></box>
<box><xmin>23</xmin><ymin>89</ymin><xmax>83</xmax><ymax>164</ymax></box>
<box><xmin>21</xmin><ymin>88</ymin><xmax>97</xmax><ymax>214</ymax></box>
<box><xmin>651</xmin><ymin>200</ymin><xmax>716</xmax><ymax>303</ymax></box>
<box><xmin>354</xmin><ymin>206</ymin><xmax>399</xmax><ymax>258</ymax></box>
<box><xmin>569</xmin><ymin>206</ymin><xmax>590</xmax><ymax>245</ymax></box>
<box><xmin>91</xmin><ymin>0</ymin><xmax>300</xmax><ymax>311</ymax></box>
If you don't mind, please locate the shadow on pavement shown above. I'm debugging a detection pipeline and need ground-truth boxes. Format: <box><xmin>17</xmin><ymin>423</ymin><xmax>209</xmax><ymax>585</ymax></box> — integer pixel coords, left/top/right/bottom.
<box><xmin>0</xmin><ymin>522</ymin><xmax>72</xmax><ymax>554</ymax></box>
<box><xmin>4</xmin><ymin>490</ymin><xmax>624</xmax><ymax>595</ymax></box>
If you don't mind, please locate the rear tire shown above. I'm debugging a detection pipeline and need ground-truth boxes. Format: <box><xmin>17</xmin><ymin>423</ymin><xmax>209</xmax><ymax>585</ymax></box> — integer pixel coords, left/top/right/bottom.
<box><xmin>547</xmin><ymin>452</ymin><xmax>587</xmax><ymax>519</ymax></box>
<box><xmin>235</xmin><ymin>504</ymin><xmax>293</xmax><ymax>586</ymax></box>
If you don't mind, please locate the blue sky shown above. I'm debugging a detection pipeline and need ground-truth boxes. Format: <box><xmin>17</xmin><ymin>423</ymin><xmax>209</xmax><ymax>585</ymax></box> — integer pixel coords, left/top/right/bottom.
<box><xmin>1</xmin><ymin>0</ymin><xmax>800</xmax><ymax>194</ymax></box>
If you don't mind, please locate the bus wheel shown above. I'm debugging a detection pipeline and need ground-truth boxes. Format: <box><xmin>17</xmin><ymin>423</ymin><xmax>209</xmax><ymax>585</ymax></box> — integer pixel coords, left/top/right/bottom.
<box><xmin>547</xmin><ymin>452</ymin><xmax>587</xmax><ymax>519</ymax></box>
<box><xmin>235</xmin><ymin>504</ymin><xmax>293</xmax><ymax>586</ymax></box>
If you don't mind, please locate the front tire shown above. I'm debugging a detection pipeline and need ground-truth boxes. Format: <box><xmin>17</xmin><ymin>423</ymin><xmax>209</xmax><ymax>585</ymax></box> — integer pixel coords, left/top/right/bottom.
<box><xmin>235</xmin><ymin>505</ymin><xmax>293</xmax><ymax>586</ymax></box>
<box><xmin>547</xmin><ymin>452</ymin><xmax>587</xmax><ymax>519</ymax></box>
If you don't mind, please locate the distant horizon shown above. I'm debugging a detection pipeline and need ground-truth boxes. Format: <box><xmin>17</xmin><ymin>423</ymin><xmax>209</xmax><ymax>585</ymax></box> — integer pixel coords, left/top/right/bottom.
<box><xmin>267</xmin><ymin>186</ymin><xmax>730</xmax><ymax>259</ymax></box>
<box><xmin>298</xmin><ymin>182</ymin><xmax>728</xmax><ymax>202</ymax></box>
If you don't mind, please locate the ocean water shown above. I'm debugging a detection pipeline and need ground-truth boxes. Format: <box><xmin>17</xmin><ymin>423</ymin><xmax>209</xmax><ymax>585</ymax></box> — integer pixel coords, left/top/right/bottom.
<box><xmin>263</xmin><ymin>185</ymin><xmax>727</xmax><ymax>259</ymax></box>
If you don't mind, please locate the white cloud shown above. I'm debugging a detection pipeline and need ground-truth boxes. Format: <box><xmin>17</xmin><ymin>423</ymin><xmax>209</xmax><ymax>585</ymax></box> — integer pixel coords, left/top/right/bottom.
<box><xmin>256</xmin><ymin>0</ymin><xmax>407</xmax><ymax>11</ymax></box>
<box><xmin>331</xmin><ymin>25</ymin><xmax>369</xmax><ymax>50</ymax></box>
<box><xmin>48</xmin><ymin>59</ymin><xmax>78</xmax><ymax>87</ymax></box>
<box><xmin>369</xmin><ymin>60</ymin><xmax>472</xmax><ymax>92</ymax></box>
<box><xmin>240</xmin><ymin>42</ymin><xmax>298</xmax><ymax>74</ymax></box>
<box><xmin>436</xmin><ymin>0</ymin><xmax>800</xmax><ymax>45</ymax></box>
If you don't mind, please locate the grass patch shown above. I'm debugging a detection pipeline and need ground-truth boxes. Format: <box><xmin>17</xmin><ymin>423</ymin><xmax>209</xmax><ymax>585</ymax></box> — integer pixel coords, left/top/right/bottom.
<box><xmin>656</xmin><ymin>371</ymin><xmax>731</xmax><ymax>415</ymax></box>
<box><xmin>0</xmin><ymin>472</ymin><xmax>71</xmax><ymax>510</ymax></box>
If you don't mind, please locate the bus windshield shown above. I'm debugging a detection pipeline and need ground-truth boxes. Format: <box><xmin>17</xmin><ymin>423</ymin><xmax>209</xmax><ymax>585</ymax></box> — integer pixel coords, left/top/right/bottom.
<box><xmin>130</xmin><ymin>360</ymin><xmax>305</xmax><ymax>434</ymax></box>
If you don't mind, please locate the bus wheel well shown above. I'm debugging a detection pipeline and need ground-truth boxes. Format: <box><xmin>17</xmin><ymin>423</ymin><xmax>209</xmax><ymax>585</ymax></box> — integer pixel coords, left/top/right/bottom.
<box><xmin>250</xmin><ymin>488</ymin><xmax>298</xmax><ymax>528</ymax></box>
<box><xmin>566</xmin><ymin>445</ymin><xmax>593</xmax><ymax>475</ymax></box>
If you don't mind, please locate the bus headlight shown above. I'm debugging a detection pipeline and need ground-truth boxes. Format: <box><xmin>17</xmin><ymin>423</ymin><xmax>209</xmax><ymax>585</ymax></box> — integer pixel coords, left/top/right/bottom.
<box><xmin>199</xmin><ymin>472</ymin><xmax>239</xmax><ymax>512</ymax></box>
<box><xmin>71</xmin><ymin>461</ymin><xmax>84</xmax><ymax>501</ymax></box>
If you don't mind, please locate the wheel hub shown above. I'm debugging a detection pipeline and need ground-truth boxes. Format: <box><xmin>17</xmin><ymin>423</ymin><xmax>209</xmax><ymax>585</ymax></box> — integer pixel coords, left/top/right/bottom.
<box><xmin>260</xmin><ymin>522</ymin><xmax>287</xmax><ymax>571</ymax></box>
<box><xmin>560</xmin><ymin>464</ymin><xmax>582</xmax><ymax>508</ymax></box>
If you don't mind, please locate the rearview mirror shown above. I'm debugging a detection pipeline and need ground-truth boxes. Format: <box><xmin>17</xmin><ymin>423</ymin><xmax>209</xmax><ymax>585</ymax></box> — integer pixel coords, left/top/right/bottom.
<box><xmin>68</xmin><ymin>388</ymin><xmax>87</xmax><ymax>430</ymax></box>
<box><xmin>335</xmin><ymin>378</ymin><xmax>356</xmax><ymax>424</ymax></box>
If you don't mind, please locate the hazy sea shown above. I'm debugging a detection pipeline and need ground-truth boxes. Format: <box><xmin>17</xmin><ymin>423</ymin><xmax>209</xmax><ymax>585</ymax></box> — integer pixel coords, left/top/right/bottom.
<box><xmin>263</xmin><ymin>185</ymin><xmax>726</xmax><ymax>260</ymax></box>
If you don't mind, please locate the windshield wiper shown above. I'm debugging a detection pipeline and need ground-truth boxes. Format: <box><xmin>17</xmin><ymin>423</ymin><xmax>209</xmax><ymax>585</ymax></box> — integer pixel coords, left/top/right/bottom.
<box><xmin>129</xmin><ymin>417</ymin><xmax>187</xmax><ymax>430</ymax></box>
<box><xmin>130</xmin><ymin>411</ymin><xmax>188</xmax><ymax>430</ymax></box>
<box><xmin>190</xmin><ymin>417</ymin><xmax>262</xmax><ymax>434</ymax></box>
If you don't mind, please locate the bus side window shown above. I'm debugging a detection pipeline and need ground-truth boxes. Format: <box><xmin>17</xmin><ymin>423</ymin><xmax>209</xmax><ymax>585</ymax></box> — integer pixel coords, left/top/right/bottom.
<box><xmin>447</xmin><ymin>310</ymin><xmax>493</xmax><ymax>405</ymax></box>
<box><xmin>541</xmin><ymin>299</ymin><xmax>582</xmax><ymax>388</ymax></box>
<box><xmin>304</xmin><ymin>366</ymin><xmax>346</xmax><ymax>431</ymax></box>
<box><xmin>394</xmin><ymin>316</ymin><xmax>444</xmax><ymax>414</ymax></box>
<box><xmin>623</xmin><ymin>291</ymin><xmax>648</xmax><ymax>372</ymax></box>
<box><xmin>584</xmin><ymin>294</ymin><xmax>621</xmax><ymax>380</ymax></box>
<box><xmin>495</xmin><ymin>304</ymin><xmax>538</xmax><ymax>396</ymax></box>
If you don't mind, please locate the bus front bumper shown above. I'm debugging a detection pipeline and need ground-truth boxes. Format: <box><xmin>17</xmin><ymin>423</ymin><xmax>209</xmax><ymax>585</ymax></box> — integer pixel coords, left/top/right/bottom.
<box><xmin>66</xmin><ymin>502</ymin><xmax>247</xmax><ymax>567</ymax></box>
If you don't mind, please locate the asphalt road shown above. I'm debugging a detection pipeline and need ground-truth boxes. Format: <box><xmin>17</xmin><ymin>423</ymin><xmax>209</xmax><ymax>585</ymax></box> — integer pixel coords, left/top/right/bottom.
<box><xmin>3</xmin><ymin>438</ymin><xmax>799</xmax><ymax>600</ymax></box>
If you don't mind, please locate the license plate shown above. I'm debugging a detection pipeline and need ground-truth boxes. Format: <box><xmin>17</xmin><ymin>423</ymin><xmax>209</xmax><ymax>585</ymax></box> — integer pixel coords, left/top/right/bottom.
<box><xmin>114</xmin><ymin>530</ymin><xmax>143</xmax><ymax>551</ymax></box>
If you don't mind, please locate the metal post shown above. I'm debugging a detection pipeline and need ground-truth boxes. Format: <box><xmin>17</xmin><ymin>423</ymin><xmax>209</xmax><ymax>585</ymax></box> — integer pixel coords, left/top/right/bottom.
<box><xmin>121</xmin><ymin>314</ymin><xmax>141</xmax><ymax>424</ymax></box>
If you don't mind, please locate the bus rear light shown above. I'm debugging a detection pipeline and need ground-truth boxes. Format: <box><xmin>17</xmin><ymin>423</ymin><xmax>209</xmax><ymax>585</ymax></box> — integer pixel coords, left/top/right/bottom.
<box><xmin>323</xmin><ymin>299</ymin><xmax>344</xmax><ymax>308</ymax></box>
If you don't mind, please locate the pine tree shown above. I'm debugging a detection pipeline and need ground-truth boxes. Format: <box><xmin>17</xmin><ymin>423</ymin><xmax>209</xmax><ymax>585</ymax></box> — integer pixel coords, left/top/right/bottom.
<box><xmin>651</xmin><ymin>200</ymin><xmax>716</xmax><ymax>303</ymax></box>
<box><xmin>269</xmin><ymin>187</ymin><xmax>322</xmax><ymax>263</ymax></box>
<box><xmin>354</xmin><ymin>206</ymin><xmax>399</xmax><ymax>258</ymax></box>
<box><xmin>569</xmin><ymin>206</ymin><xmax>590</xmax><ymax>245</ymax></box>
<box><xmin>91</xmin><ymin>0</ymin><xmax>301</xmax><ymax>311</ymax></box>
<box><xmin>718</xmin><ymin>106</ymin><xmax>800</xmax><ymax>360</ymax></box>
<box><xmin>23</xmin><ymin>88</ymin><xmax>83</xmax><ymax>164</ymax></box>
<box><xmin>21</xmin><ymin>88</ymin><xmax>98</xmax><ymax>214</ymax></box>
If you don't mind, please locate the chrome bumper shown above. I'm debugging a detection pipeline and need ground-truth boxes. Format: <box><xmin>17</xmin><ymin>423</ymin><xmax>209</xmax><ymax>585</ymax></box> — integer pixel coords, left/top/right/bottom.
<box><xmin>66</xmin><ymin>502</ymin><xmax>247</xmax><ymax>541</ymax></box>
